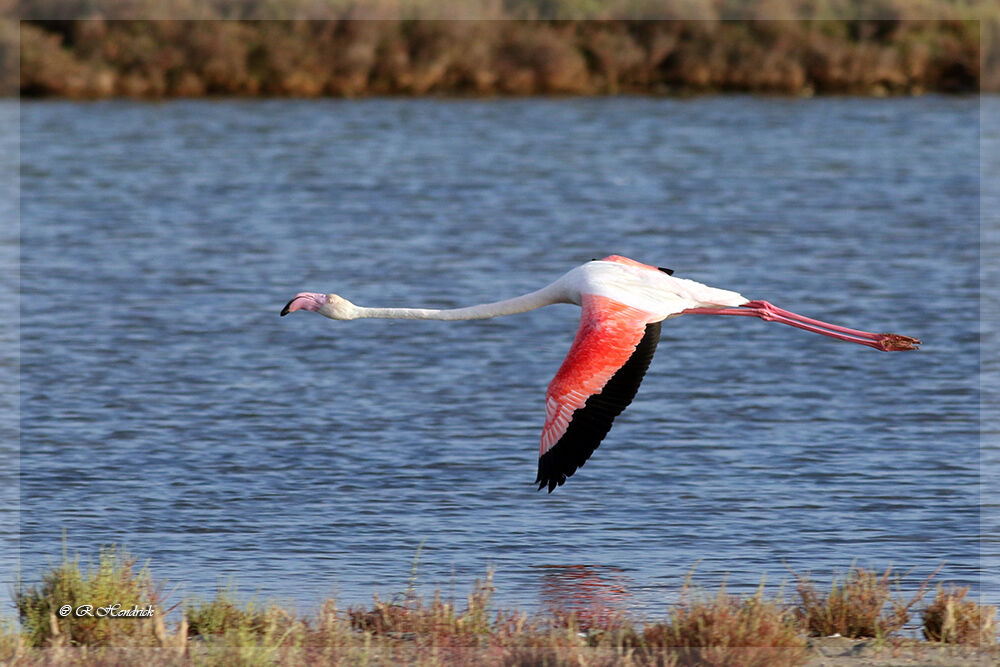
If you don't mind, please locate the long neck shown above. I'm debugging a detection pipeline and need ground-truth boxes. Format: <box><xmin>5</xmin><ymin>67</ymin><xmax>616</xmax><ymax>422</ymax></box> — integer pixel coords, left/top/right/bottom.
<box><xmin>350</xmin><ymin>285</ymin><xmax>567</xmax><ymax>321</ymax></box>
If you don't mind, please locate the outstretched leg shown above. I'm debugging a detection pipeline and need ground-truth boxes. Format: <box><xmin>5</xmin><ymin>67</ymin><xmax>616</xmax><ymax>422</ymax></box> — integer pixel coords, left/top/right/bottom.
<box><xmin>682</xmin><ymin>300</ymin><xmax>920</xmax><ymax>351</ymax></box>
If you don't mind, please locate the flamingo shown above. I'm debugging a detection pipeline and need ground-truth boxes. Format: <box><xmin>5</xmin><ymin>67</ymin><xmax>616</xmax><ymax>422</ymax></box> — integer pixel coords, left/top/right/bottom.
<box><xmin>281</xmin><ymin>255</ymin><xmax>919</xmax><ymax>492</ymax></box>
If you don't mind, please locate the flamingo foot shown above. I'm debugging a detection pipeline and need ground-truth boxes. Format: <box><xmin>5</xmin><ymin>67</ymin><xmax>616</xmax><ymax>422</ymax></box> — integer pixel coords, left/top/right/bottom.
<box><xmin>876</xmin><ymin>333</ymin><xmax>921</xmax><ymax>351</ymax></box>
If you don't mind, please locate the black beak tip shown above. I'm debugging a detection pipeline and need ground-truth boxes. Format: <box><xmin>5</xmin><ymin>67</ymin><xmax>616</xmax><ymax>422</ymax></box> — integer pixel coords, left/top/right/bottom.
<box><xmin>280</xmin><ymin>298</ymin><xmax>296</xmax><ymax>317</ymax></box>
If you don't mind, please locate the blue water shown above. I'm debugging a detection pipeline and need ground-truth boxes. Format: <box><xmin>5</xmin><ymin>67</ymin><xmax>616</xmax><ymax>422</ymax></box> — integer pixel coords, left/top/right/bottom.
<box><xmin>12</xmin><ymin>96</ymin><xmax>990</xmax><ymax>621</ymax></box>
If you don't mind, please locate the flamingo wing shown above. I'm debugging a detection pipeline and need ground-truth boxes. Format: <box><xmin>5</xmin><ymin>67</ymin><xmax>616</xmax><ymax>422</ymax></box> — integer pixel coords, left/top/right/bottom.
<box><xmin>537</xmin><ymin>294</ymin><xmax>661</xmax><ymax>492</ymax></box>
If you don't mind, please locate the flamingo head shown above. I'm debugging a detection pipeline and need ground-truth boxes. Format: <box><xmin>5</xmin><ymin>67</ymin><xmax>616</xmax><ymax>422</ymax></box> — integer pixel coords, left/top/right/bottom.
<box><xmin>280</xmin><ymin>292</ymin><xmax>357</xmax><ymax>319</ymax></box>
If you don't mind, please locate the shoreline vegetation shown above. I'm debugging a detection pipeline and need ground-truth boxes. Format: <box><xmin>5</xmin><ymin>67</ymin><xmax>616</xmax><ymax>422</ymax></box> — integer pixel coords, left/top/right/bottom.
<box><xmin>3</xmin><ymin>547</ymin><xmax>996</xmax><ymax>666</ymax></box>
<box><xmin>15</xmin><ymin>15</ymin><xmax>989</xmax><ymax>99</ymax></box>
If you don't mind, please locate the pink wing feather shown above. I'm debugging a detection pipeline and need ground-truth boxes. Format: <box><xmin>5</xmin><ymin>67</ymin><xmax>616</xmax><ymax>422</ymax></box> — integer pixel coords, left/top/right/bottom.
<box><xmin>537</xmin><ymin>294</ymin><xmax>661</xmax><ymax>492</ymax></box>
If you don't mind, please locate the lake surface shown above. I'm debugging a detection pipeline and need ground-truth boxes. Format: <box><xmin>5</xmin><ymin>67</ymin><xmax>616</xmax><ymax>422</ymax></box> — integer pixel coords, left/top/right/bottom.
<box><xmin>11</xmin><ymin>96</ymin><xmax>993</xmax><ymax>622</ymax></box>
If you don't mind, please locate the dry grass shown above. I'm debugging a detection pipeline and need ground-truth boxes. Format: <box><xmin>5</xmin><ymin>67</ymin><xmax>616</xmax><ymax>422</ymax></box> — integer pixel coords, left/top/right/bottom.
<box><xmin>642</xmin><ymin>580</ymin><xmax>807</xmax><ymax>667</ymax></box>
<box><xmin>185</xmin><ymin>586</ymin><xmax>306</xmax><ymax>667</ymax></box>
<box><xmin>0</xmin><ymin>616</ymin><xmax>23</xmax><ymax>663</ymax></box>
<box><xmin>793</xmin><ymin>565</ymin><xmax>934</xmax><ymax>639</ymax></box>
<box><xmin>921</xmin><ymin>585</ymin><xmax>998</xmax><ymax>646</ymax></box>
<box><xmin>14</xmin><ymin>545</ymin><xmax>167</xmax><ymax>649</ymax></box>
<box><xmin>5</xmin><ymin>548</ymin><xmax>997</xmax><ymax>666</ymax></box>
<box><xmin>347</xmin><ymin>572</ymin><xmax>495</xmax><ymax>644</ymax></box>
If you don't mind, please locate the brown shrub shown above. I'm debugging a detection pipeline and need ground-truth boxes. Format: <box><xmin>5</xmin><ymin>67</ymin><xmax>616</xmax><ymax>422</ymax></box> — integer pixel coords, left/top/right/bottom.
<box><xmin>922</xmin><ymin>586</ymin><xmax>998</xmax><ymax>646</ymax></box>
<box><xmin>0</xmin><ymin>18</ymin><xmax>19</xmax><ymax>96</ymax></box>
<box><xmin>180</xmin><ymin>21</ymin><xmax>253</xmax><ymax>94</ymax></box>
<box><xmin>325</xmin><ymin>19</ymin><xmax>381</xmax><ymax>95</ymax></box>
<box><xmin>642</xmin><ymin>583</ymin><xmax>807</xmax><ymax>667</ymax></box>
<box><xmin>577</xmin><ymin>22</ymin><xmax>647</xmax><ymax>91</ymax></box>
<box><xmin>17</xmin><ymin>17</ymin><xmax>987</xmax><ymax>97</ymax></box>
<box><xmin>794</xmin><ymin>565</ymin><xmax>933</xmax><ymax>639</ymax></box>
<box><xmin>20</xmin><ymin>22</ymin><xmax>109</xmax><ymax>97</ymax></box>
<box><xmin>494</xmin><ymin>22</ymin><xmax>591</xmax><ymax>94</ymax></box>
<box><xmin>400</xmin><ymin>21</ymin><xmax>471</xmax><ymax>94</ymax></box>
<box><xmin>348</xmin><ymin>572</ymin><xmax>495</xmax><ymax>647</ymax></box>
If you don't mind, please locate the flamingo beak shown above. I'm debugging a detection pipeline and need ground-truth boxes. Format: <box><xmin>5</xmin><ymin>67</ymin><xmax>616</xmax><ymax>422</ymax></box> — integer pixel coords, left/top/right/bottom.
<box><xmin>280</xmin><ymin>292</ymin><xmax>325</xmax><ymax>316</ymax></box>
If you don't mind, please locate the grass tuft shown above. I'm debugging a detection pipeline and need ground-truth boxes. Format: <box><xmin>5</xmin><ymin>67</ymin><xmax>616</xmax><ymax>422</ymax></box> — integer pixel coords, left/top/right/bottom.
<box><xmin>348</xmin><ymin>571</ymin><xmax>495</xmax><ymax>646</ymax></box>
<box><xmin>793</xmin><ymin>565</ymin><xmax>933</xmax><ymax>639</ymax></box>
<box><xmin>14</xmin><ymin>545</ymin><xmax>165</xmax><ymax>648</ymax></box>
<box><xmin>642</xmin><ymin>580</ymin><xmax>807</xmax><ymax>667</ymax></box>
<box><xmin>186</xmin><ymin>585</ymin><xmax>273</xmax><ymax>638</ymax></box>
<box><xmin>185</xmin><ymin>585</ymin><xmax>305</xmax><ymax>666</ymax></box>
<box><xmin>921</xmin><ymin>585</ymin><xmax>998</xmax><ymax>646</ymax></box>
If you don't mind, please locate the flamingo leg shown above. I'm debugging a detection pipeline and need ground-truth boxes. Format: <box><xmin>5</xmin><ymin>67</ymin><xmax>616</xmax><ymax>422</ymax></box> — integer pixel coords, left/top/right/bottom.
<box><xmin>683</xmin><ymin>300</ymin><xmax>920</xmax><ymax>351</ymax></box>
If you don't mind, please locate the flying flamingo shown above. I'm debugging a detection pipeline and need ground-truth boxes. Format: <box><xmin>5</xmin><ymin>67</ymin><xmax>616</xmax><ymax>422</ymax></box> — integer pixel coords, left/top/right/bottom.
<box><xmin>281</xmin><ymin>255</ymin><xmax>919</xmax><ymax>492</ymax></box>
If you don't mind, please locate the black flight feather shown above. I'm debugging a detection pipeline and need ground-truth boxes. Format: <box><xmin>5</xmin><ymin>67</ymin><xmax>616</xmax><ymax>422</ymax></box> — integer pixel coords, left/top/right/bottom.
<box><xmin>535</xmin><ymin>321</ymin><xmax>662</xmax><ymax>492</ymax></box>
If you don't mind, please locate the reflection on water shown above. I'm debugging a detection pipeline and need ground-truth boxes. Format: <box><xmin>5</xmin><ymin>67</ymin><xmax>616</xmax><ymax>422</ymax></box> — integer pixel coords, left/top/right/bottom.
<box><xmin>539</xmin><ymin>565</ymin><xmax>633</xmax><ymax>628</ymax></box>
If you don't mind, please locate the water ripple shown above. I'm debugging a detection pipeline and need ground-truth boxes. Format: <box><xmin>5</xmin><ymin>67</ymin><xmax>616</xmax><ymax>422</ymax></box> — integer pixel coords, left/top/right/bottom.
<box><xmin>16</xmin><ymin>96</ymin><xmax>985</xmax><ymax>615</ymax></box>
